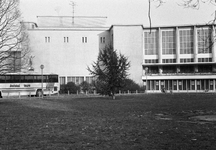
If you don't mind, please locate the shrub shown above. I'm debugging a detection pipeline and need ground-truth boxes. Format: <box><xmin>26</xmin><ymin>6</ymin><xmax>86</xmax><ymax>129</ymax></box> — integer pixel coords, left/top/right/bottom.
<box><xmin>60</xmin><ymin>82</ymin><xmax>80</xmax><ymax>94</ymax></box>
<box><xmin>80</xmin><ymin>81</ymin><xmax>93</xmax><ymax>93</ymax></box>
<box><xmin>120</xmin><ymin>79</ymin><xmax>141</xmax><ymax>92</ymax></box>
<box><xmin>59</xmin><ymin>84</ymin><xmax>67</xmax><ymax>94</ymax></box>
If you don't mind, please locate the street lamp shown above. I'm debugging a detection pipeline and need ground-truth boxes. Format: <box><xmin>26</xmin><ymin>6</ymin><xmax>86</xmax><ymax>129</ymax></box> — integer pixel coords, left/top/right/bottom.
<box><xmin>40</xmin><ymin>64</ymin><xmax>44</xmax><ymax>98</ymax></box>
<box><xmin>145</xmin><ymin>67</ymin><xmax>148</xmax><ymax>93</ymax></box>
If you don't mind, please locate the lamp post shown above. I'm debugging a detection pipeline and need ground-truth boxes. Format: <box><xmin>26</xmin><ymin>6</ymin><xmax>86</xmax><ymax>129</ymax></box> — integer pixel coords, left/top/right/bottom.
<box><xmin>145</xmin><ymin>67</ymin><xmax>148</xmax><ymax>93</ymax></box>
<box><xmin>40</xmin><ymin>64</ymin><xmax>44</xmax><ymax>98</ymax></box>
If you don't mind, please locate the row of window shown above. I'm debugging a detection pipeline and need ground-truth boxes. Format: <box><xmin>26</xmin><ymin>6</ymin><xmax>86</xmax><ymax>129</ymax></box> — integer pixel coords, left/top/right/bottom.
<box><xmin>180</xmin><ymin>58</ymin><xmax>194</xmax><ymax>63</ymax></box>
<box><xmin>145</xmin><ymin>59</ymin><xmax>158</xmax><ymax>64</ymax></box>
<box><xmin>144</xmin><ymin>28</ymin><xmax>213</xmax><ymax>55</ymax></box>
<box><xmin>145</xmin><ymin>65</ymin><xmax>213</xmax><ymax>74</ymax></box>
<box><xmin>0</xmin><ymin>75</ymin><xmax>58</xmax><ymax>83</ymax></box>
<box><xmin>145</xmin><ymin>58</ymin><xmax>213</xmax><ymax>64</ymax></box>
<box><xmin>162</xmin><ymin>59</ymin><xmax>176</xmax><ymax>63</ymax></box>
<box><xmin>144</xmin><ymin>79</ymin><xmax>215</xmax><ymax>91</ymax></box>
<box><xmin>60</xmin><ymin>76</ymin><xmax>95</xmax><ymax>85</ymax></box>
<box><xmin>198</xmin><ymin>58</ymin><xmax>212</xmax><ymax>62</ymax></box>
<box><xmin>44</xmin><ymin>36</ymin><xmax>106</xmax><ymax>43</ymax></box>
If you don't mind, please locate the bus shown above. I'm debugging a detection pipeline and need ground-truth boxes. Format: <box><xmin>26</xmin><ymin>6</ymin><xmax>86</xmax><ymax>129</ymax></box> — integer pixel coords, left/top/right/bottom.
<box><xmin>0</xmin><ymin>73</ymin><xmax>59</xmax><ymax>97</ymax></box>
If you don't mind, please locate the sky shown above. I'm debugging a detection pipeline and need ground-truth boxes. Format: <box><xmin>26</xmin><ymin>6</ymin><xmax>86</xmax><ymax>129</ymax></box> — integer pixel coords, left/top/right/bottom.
<box><xmin>19</xmin><ymin>0</ymin><xmax>216</xmax><ymax>27</ymax></box>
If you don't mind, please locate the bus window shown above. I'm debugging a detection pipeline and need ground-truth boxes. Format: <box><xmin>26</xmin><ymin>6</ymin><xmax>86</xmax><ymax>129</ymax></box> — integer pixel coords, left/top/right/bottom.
<box><xmin>5</xmin><ymin>76</ymin><xmax>11</xmax><ymax>83</ymax></box>
<box><xmin>0</xmin><ymin>76</ymin><xmax>5</xmax><ymax>83</ymax></box>
<box><xmin>48</xmin><ymin>75</ymin><xmax>58</xmax><ymax>82</ymax></box>
<box><xmin>36</xmin><ymin>75</ymin><xmax>47</xmax><ymax>82</ymax></box>
<box><xmin>20</xmin><ymin>76</ymin><xmax>25</xmax><ymax>83</ymax></box>
<box><xmin>24</xmin><ymin>76</ymin><xmax>34</xmax><ymax>82</ymax></box>
<box><xmin>13</xmin><ymin>76</ymin><xmax>21</xmax><ymax>83</ymax></box>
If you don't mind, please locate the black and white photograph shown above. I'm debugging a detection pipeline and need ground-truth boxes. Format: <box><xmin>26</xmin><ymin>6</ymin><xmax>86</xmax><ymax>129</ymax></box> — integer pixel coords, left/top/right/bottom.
<box><xmin>1</xmin><ymin>0</ymin><xmax>216</xmax><ymax>149</ymax></box>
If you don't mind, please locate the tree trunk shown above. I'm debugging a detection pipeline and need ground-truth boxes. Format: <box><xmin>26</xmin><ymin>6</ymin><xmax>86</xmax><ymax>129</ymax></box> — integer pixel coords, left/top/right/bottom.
<box><xmin>112</xmin><ymin>94</ymin><xmax>115</xmax><ymax>100</ymax></box>
<box><xmin>111</xmin><ymin>90</ymin><xmax>115</xmax><ymax>100</ymax></box>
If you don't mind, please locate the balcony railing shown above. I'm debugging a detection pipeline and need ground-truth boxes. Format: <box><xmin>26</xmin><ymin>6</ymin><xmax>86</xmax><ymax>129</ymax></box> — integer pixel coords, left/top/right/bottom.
<box><xmin>147</xmin><ymin>72</ymin><xmax>216</xmax><ymax>76</ymax></box>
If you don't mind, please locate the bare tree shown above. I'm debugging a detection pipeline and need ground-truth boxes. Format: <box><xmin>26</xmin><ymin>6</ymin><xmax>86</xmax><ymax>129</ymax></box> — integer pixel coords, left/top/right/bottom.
<box><xmin>148</xmin><ymin>0</ymin><xmax>216</xmax><ymax>53</ymax></box>
<box><xmin>0</xmin><ymin>0</ymin><xmax>30</xmax><ymax>74</ymax></box>
<box><xmin>148</xmin><ymin>0</ymin><xmax>216</xmax><ymax>28</ymax></box>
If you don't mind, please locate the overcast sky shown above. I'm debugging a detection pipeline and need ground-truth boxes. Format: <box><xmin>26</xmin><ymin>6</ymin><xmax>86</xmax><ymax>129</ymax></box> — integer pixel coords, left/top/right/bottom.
<box><xmin>19</xmin><ymin>0</ymin><xmax>216</xmax><ymax>27</ymax></box>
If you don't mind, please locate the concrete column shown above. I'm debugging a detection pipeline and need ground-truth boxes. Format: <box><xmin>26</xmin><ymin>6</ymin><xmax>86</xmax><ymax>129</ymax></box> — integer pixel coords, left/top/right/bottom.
<box><xmin>176</xmin><ymin>27</ymin><xmax>180</xmax><ymax>63</ymax></box>
<box><xmin>212</xmin><ymin>25</ymin><xmax>216</xmax><ymax>62</ymax></box>
<box><xmin>193</xmin><ymin>26</ymin><xmax>198</xmax><ymax>62</ymax></box>
<box><xmin>158</xmin><ymin>28</ymin><xmax>162</xmax><ymax>64</ymax></box>
<box><xmin>195</xmin><ymin>80</ymin><xmax>197</xmax><ymax>92</ymax></box>
<box><xmin>177</xmin><ymin>80</ymin><xmax>179</xmax><ymax>92</ymax></box>
<box><xmin>65</xmin><ymin>76</ymin><xmax>68</xmax><ymax>84</ymax></box>
<box><xmin>213</xmin><ymin>79</ymin><xmax>215</xmax><ymax>91</ymax></box>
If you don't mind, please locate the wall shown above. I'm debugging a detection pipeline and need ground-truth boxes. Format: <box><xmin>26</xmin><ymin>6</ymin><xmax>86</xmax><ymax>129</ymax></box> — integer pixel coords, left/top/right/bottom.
<box><xmin>28</xmin><ymin>27</ymin><xmax>109</xmax><ymax>79</ymax></box>
<box><xmin>112</xmin><ymin>25</ymin><xmax>144</xmax><ymax>85</ymax></box>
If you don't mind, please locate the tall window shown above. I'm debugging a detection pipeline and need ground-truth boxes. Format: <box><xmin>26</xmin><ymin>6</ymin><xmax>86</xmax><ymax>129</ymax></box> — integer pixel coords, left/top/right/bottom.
<box><xmin>60</xmin><ymin>77</ymin><xmax>66</xmax><ymax>85</ymax></box>
<box><xmin>64</xmin><ymin>37</ymin><xmax>69</xmax><ymax>43</ymax></box>
<box><xmin>144</xmin><ymin>31</ymin><xmax>158</xmax><ymax>55</ymax></box>
<box><xmin>86</xmin><ymin>76</ymin><xmax>95</xmax><ymax>84</ymax></box>
<box><xmin>45</xmin><ymin>37</ymin><xmax>50</xmax><ymax>43</ymax></box>
<box><xmin>162</xmin><ymin>30</ymin><xmax>176</xmax><ymax>55</ymax></box>
<box><xmin>180</xmin><ymin>30</ymin><xmax>193</xmax><ymax>54</ymax></box>
<box><xmin>100</xmin><ymin>37</ymin><xmax>105</xmax><ymax>43</ymax></box>
<box><xmin>197</xmin><ymin>28</ymin><xmax>212</xmax><ymax>54</ymax></box>
<box><xmin>82</xmin><ymin>37</ymin><xmax>87</xmax><ymax>43</ymax></box>
<box><xmin>9</xmin><ymin>51</ymin><xmax>21</xmax><ymax>72</ymax></box>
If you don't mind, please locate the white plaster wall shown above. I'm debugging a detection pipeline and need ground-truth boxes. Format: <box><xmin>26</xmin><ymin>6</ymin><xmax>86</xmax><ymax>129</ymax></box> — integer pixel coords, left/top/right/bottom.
<box><xmin>112</xmin><ymin>25</ymin><xmax>143</xmax><ymax>85</ymax></box>
<box><xmin>28</xmin><ymin>28</ymin><xmax>109</xmax><ymax>77</ymax></box>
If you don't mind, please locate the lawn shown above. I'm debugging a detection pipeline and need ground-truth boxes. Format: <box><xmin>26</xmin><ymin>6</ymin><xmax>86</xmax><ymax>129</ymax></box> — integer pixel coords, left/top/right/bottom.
<box><xmin>1</xmin><ymin>94</ymin><xmax>216</xmax><ymax>149</ymax></box>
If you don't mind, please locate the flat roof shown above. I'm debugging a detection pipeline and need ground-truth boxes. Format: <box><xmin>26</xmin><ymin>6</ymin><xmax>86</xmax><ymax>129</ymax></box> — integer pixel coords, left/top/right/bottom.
<box><xmin>143</xmin><ymin>23</ymin><xmax>216</xmax><ymax>29</ymax></box>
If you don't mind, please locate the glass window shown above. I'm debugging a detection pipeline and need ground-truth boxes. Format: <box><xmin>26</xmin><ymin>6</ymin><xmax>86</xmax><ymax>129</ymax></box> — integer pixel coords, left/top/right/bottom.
<box><xmin>144</xmin><ymin>31</ymin><xmax>158</xmax><ymax>55</ymax></box>
<box><xmin>64</xmin><ymin>37</ymin><xmax>69</xmax><ymax>43</ymax></box>
<box><xmin>60</xmin><ymin>77</ymin><xmax>66</xmax><ymax>85</ymax></box>
<box><xmin>45</xmin><ymin>37</ymin><xmax>50</xmax><ymax>43</ymax></box>
<box><xmin>48</xmin><ymin>75</ymin><xmax>58</xmax><ymax>82</ymax></box>
<box><xmin>162</xmin><ymin>30</ymin><xmax>176</xmax><ymax>55</ymax></box>
<box><xmin>13</xmin><ymin>76</ymin><xmax>21</xmax><ymax>83</ymax></box>
<box><xmin>0</xmin><ymin>76</ymin><xmax>5</xmax><ymax>83</ymax></box>
<box><xmin>79</xmin><ymin>77</ymin><xmax>84</xmax><ymax>84</ymax></box>
<box><xmin>67</xmin><ymin>76</ymin><xmax>72</xmax><ymax>83</ymax></box>
<box><xmin>197</xmin><ymin>28</ymin><xmax>212</xmax><ymax>54</ymax></box>
<box><xmin>162</xmin><ymin>66</ymin><xmax>176</xmax><ymax>73</ymax></box>
<box><xmin>25</xmin><ymin>75</ymin><xmax>34</xmax><ymax>82</ymax></box>
<box><xmin>82</xmin><ymin>37</ymin><xmax>87</xmax><ymax>43</ymax></box>
<box><xmin>180</xmin><ymin>30</ymin><xmax>193</xmax><ymax>54</ymax></box>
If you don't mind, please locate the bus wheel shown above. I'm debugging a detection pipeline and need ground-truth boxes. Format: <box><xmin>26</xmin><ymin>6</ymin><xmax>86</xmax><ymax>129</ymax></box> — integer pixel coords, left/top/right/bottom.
<box><xmin>36</xmin><ymin>90</ymin><xmax>43</xmax><ymax>97</ymax></box>
<box><xmin>0</xmin><ymin>91</ymin><xmax>2</xmax><ymax>98</ymax></box>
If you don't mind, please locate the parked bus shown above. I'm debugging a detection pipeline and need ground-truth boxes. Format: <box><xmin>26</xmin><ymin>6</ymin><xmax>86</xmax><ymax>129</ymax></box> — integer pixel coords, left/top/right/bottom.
<box><xmin>0</xmin><ymin>73</ymin><xmax>59</xmax><ymax>97</ymax></box>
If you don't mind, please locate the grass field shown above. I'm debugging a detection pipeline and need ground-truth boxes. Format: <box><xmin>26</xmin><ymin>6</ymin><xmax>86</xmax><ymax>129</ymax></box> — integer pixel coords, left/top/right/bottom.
<box><xmin>1</xmin><ymin>93</ymin><xmax>216</xmax><ymax>149</ymax></box>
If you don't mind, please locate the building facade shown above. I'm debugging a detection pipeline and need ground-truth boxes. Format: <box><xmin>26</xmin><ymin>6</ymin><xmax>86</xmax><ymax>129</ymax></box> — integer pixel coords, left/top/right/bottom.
<box><xmin>26</xmin><ymin>16</ymin><xmax>216</xmax><ymax>92</ymax></box>
<box><xmin>143</xmin><ymin>25</ymin><xmax>216</xmax><ymax>92</ymax></box>
<box><xmin>26</xmin><ymin>17</ymin><xmax>144</xmax><ymax>85</ymax></box>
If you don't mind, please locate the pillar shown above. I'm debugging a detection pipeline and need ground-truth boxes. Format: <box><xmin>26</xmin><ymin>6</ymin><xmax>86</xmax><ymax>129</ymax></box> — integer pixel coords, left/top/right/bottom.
<box><xmin>176</xmin><ymin>27</ymin><xmax>180</xmax><ymax>63</ymax></box>
<box><xmin>193</xmin><ymin>26</ymin><xmax>198</xmax><ymax>62</ymax></box>
<box><xmin>158</xmin><ymin>28</ymin><xmax>162</xmax><ymax>64</ymax></box>
<box><xmin>212</xmin><ymin>25</ymin><xmax>216</xmax><ymax>62</ymax></box>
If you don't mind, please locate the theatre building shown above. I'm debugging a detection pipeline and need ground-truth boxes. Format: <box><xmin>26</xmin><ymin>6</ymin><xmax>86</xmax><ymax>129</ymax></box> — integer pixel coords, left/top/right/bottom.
<box><xmin>26</xmin><ymin>16</ymin><xmax>143</xmax><ymax>85</ymax></box>
<box><xmin>142</xmin><ymin>24</ymin><xmax>216</xmax><ymax>92</ymax></box>
<box><xmin>26</xmin><ymin>16</ymin><xmax>216</xmax><ymax>92</ymax></box>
